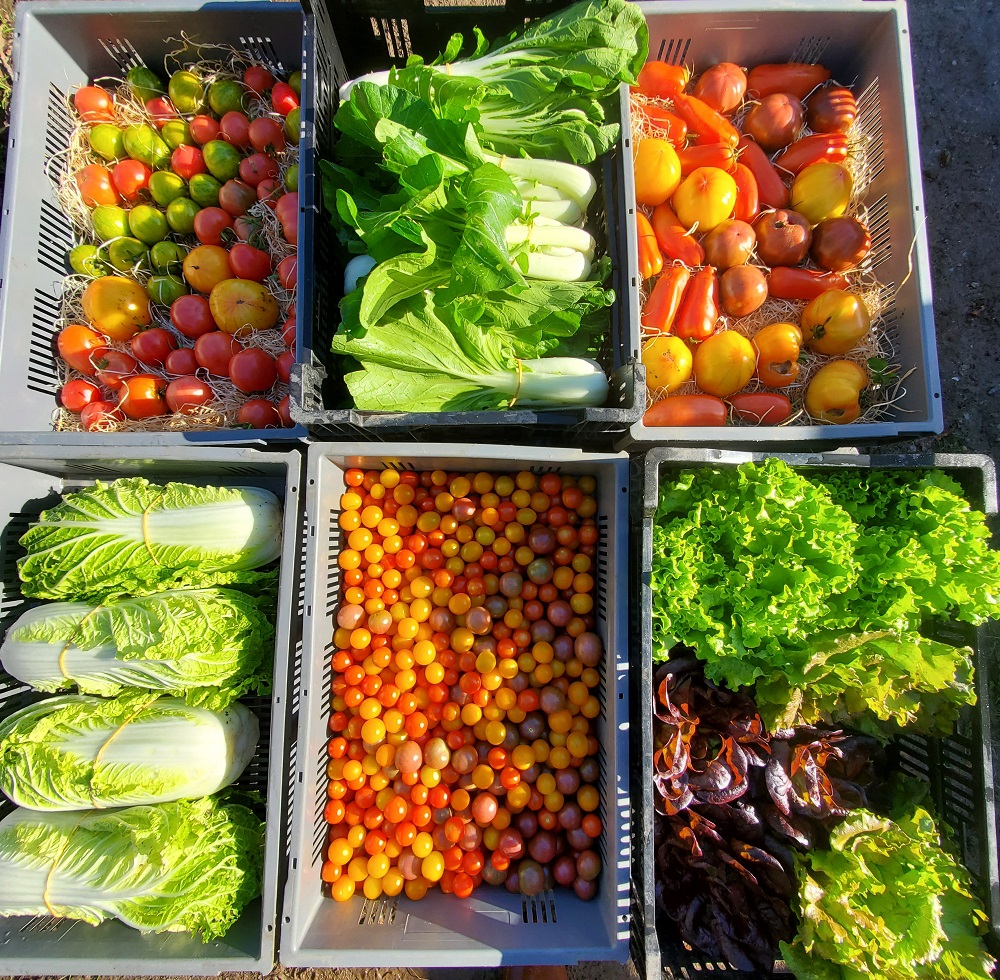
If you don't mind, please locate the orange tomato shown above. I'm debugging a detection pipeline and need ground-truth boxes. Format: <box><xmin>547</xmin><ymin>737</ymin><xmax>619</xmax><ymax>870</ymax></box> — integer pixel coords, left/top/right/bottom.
<box><xmin>800</xmin><ymin>289</ymin><xmax>871</xmax><ymax>355</ymax></box>
<box><xmin>671</xmin><ymin>167</ymin><xmax>737</xmax><ymax>233</ymax></box>
<box><xmin>81</xmin><ymin>276</ymin><xmax>152</xmax><ymax>341</ymax></box>
<box><xmin>116</xmin><ymin>374</ymin><xmax>168</xmax><ymax>419</ymax></box>
<box><xmin>75</xmin><ymin>164</ymin><xmax>121</xmax><ymax>208</ymax></box>
<box><xmin>182</xmin><ymin>245</ymin><xmax>233</xmax><ymax>294</ymax></box>
<box><xmin>752</xmin><ymin>322</ymin><xmax>802</xmax><ymax>388</ymax></box>
<box><xmin>805</xmin><ymin>360</ymin><xmax>867</xmax><ymax>424</ymax></box>
<box><xmin>693</xmin><ymin>330</ymin><xmax>756</xmax><ymax>397</ymax></box>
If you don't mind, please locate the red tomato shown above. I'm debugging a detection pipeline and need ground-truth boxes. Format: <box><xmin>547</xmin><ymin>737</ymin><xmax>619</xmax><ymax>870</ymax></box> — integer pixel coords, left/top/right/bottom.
<box><xmin>644</xmin><ymin>393</ymin><xmax>727</xmax><ymax>426</ymax></box>
<box><xmin>74</xmin><ymin>86</ymin><xmax>116</xmax><ymax>122</ymax></box>
<box><xmin>219</xmin><ymin>179</ymin><xmax>257</xmax><ymax>217</ymax></box>
<box><xmin>276</xmin><ymin>255</ymin><xmax>297</xmax><ymax>290</ymax></box>
<box><xmin>189</xmin><ymin>114</ymin><xmax>221</xmax><ymax>145</ymax></box>
<box><xmin>229</xmin><ymin>243</ymin><xmax>272</xmax><ymax>282</ymax></box>
<box><xmin>256</xmin><ymin>178</ymin><xmax>282</xmax><ymax>209</ymax></box>
<box><xmin>170</xmin><ymin>293</ymin><xmax>217</xmax><ymax>339</ymax></box>
<box><xmin>746</xmin><ymin>62</ymin><xmax>831</xmax><ymax>101</ymax></box>
<box><xmin>57</xmin><ymin>323</ymin><xmax>106</xmax><ymax>375</ymax></box>
<box><xmin>220</xmin><ymin>111</ymin><xmax>252</xmax><ymax>150</ymax></box>
<box><xmin>145</xmin><ymin>97</ymin><xmax>178</xmax><ymax>129</ymax></box>
<box><xmin>237</xmin><ymin>397</ymin><xmax>281</xmax><ymax>427</ymax></box>
<box><xmin>193</xmin><ymin>207</ymin><xmax>234</xmax><ymax>246</ymax></box>
<box><xmin>194</xmin><ymin>331</ymin><xmax>240</xmax><ymax>375</ymax></box>
<box><xmin>270</xmin><ymin>81</ymin><xmax>299</xmax><ymax>116</ymax></box>
<box><xmin>729</xmin><ymin>392</ymin><xmax>793</xmax><ymax>425</ymax></box>
<box><xmin>111</xmin><ymin>159</ymin><xmax>152</xmax><ymax>203</ymax></box>
<box><xmin>692</xmin><ymin>62</ymin><xmax>747</xmax><ymax>114</ymax></box>
<box><xmin>93</xmin><ymin>349</ymin><xmax>138</xmax><ymax>390</ymax></box>
<box><xmin>277</xmin><ymin>393</ymin><xmax>293</xmax><ymax>427</ymax></box>
<box><xmin>229</xmin><ymin>347</ymin><xmax>277</xmax><ymax>392</ymax></box>
<box><xmin>237</xmin><ymin>153</ymin><xmax>276</xmax><ymax>188</ymax></box>
<box><xmin>117</xmin><ymin>374</ymin><xmax>167</xmax><ymax>419</ymax></box>
<box><xmin>233</xmin><ymin>215</ymin><xmax>257</xmax><ymax>243</ymax></box>
<box><xmin>164</xmin><ymin>347</ymin><xmax>200</xmax><ymax>376</ymax></box>
<box><xmin>75</xmin><ymin>164</ymin><xmax>121</xmax><ymax>207</ymax></box>
<box><xmin>244</xmin><ymin>65</ymin><xmax>276</xmax><ymax>96</ymax></box>
<box><xmin>59</xmin><ymin>379</ymin><xmax>102</xmax><ymax>412</ymax></box>
<box><xmin>166</xmin><ymin>375</ymin><xmax>214</xmax><ymax>413</ymax></box>
<box><xmin>171</xmin><ymin>145</ymin><xmax>207</xmax><ymax>181</ymax></box>
<box><xmin>131</xmin><ymin>326</ymin><xmax>178</xmax><ymax>366</ymax></box>
<box><xmin>80</xmin><ymin>399</ymin><xmax>124</xmax><ymax>431</ymax></box>
<box><xmin>276</xmin><ymin>348</ymin><xmax>294</xmax><ymax>383</ymax></box>
<box><xmin>249</xmin><ymin>117</ymin><xmax>286</xmax><ymax>153</ymax></box>
<box><xmin>281</xmin><ymin>316</ymin><xmax>296</xmax><ymax>347</ymax></box>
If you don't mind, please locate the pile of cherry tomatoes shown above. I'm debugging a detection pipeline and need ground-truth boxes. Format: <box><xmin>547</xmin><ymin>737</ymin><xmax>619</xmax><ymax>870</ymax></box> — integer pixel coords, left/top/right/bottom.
<box><xmin>323</xmin><ymin>467</ymin><xmax>606</xmax><ymax>905</ymax></box>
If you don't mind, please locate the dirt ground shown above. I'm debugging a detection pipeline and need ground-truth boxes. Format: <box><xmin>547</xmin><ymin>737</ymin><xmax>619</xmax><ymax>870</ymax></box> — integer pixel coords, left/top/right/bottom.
<box><xmin>3</xmin><ymin>0</ymin><xmax>999</xmax><ymax>978</ymax></box>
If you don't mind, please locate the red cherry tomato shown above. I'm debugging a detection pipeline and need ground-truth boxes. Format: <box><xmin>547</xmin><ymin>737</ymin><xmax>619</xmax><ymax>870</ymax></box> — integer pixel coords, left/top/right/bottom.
<box><xmin>59</xmin><ymin>379</ymin><xmax>102</xmax><ymax>412</ymax></box>
<box><xmin>131</xmin><ymin>327</ymin><xmax>177</xmax><ymax>367</ymax></box>
<box><xmin>276</xmin><ymin>349</ymin><xmax>294</xmax><ymax>384</ymax></box>
<box><xmin>93</xmin><ymin>349</ymin><xmax>138</xmax><ymax>390</ymax></box>
<box><xmin>220</xmin><ymin>111</ymin><xmax>252</xmax><ymax>150</ymax></box>
<box><xmin>238</xmin><ymin>153</ymin><xmax>278</xmax><ymax>187</ymax></box>
<box><xmin>270</xmin><ymin>81</ymin><xmax>299</xmax><ymax>116</ymax></box>
<box><xmin>277</xmin><ymin>393</ymin><xmax>294</xmax><ymax>427</ymax></box>
<box><xmin>194</xmin><ymin>331</ymin><xmax>240</xmax><ymax>375</ymax></box>
<box><xmin>164</xmin><ymin>347</ymin><xmax>200</xmax><ymax>376</ymax></box>
<box><xmin>165</xmin><ymin>375</ymin><xmax>214</xmax><ymax>413</ymax></box>
<box><xmin>79</xmin><ymin>399</ymin><xmax>124</xmax><ymax>431</ymax></box>
<box><xmin>249</xmin><ymin>117</ymin><xmax>286</xmax><ymax>154</ymax></box>
<box><xmin>170</xmin><ymin>293</ymin><xmax>217</xmax><ymax>339</ymax></box>
<box><xmin>111</xmin><ymin>159</ymin><xmax>152</xmax><ymax>204</ymax></box>
<box><xmin>244</xmin><ymin>65</ymin><xmax>276</xmax><ymax>96</ymax></box>
<box><xmin>229</xmin><ymin>347</ymin><xmax>277</xmax><ymax>393</ymax></box>
<box><xmin>57</xmin><ymin>324</ymin><xmax>106</xmax><ymax>376</ymax></box>
<box><xmin>277</xmin><ymin>255</ymin><xmax>297</xmax><ymax>290</ymax></box>
<box><xmin>193</xmin><ymin>207</ymin><xmax>234</xmax><ymax>246</ymax></box>
<box><xmin>145</xmin><ymin>97</ymin><xmax>178</xmax><ymax>129</ymax></box>
<box><xmin>189</xmin><ymin>114</ymin><xmax>221</xmax><ymax>145</ymax></box>
<box><xmin>229</xmin><ymin>243</ymin><xmax>272</xmax><ymax>282</ymax></box>
<box><xmin>74</xmin><ymin>86</ymin><xmax>117</xmax><ymax>122</ymax></box>
<box><xmin>171</xmin><ymin>145</ymin><xmax>207</xmax><ymax>181</ymax></box>
<box><xmin>237</xmin><ymin>397</ymin><xmax>281</xmax><ymax>428</ymax></box>
<box><xmin>117</xmin><ymin>373</ymin><xmax>168</xmax><ymax>419</ymax></box>
<box><xmin>281</xmin><ymin>316</ymin><xmax>296</xmax><ymax>347</ymax></box>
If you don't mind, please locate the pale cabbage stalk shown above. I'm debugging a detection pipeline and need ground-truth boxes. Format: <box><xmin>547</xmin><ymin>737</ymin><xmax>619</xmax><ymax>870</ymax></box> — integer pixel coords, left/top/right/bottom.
<box><xmin>0</xmin><ymin>692</ymin><xmax>258</xmax><ymax>810</ymax></box>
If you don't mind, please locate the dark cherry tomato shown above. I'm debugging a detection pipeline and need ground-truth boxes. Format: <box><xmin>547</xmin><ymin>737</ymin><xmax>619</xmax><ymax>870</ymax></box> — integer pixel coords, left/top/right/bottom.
<box><xmin>59</xmin><ymin>379</ymin><xmax>102</xmax><ymax>412</ymax></box>
<box><xmin>163</xmin><ymin>347</ymin><xmax>200</xmax><ymax>376</ymax></box>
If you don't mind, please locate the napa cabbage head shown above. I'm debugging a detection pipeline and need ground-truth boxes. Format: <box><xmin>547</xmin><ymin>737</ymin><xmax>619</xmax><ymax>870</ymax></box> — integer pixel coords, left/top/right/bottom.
<box><xmin>0</xmin><ymin>797</ymin><xmax>264</xmax><ymax>941</ymax></box>
<box><xmin>0</xmin><ymin>691</ymin><xmax>259</xmax><ymax>810</ymax></box>
<box><xmin>17</xmin><ymin>478</ymin><xmax>283</xmax><ymax>600</ymax></box>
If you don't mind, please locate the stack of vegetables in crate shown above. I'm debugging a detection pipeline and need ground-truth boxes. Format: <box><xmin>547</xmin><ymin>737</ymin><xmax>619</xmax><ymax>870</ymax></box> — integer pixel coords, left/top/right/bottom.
<box><xmin>61</xmin><ymin>52</ymin><xmax>300</xmax><ymax>431</ymax></box>
<box><xmin>648</xmin><ymin>460</ymin><xmax>1000</xmax><ymax>975</ymax></box>
<box><xmin>319</xmin><ymin>0</ymin><xmax>646</xmax><ymax>412</ymax></box>
<box><xmin>633</xmin><ymin>60</ymin><xmax>893</xmax><ymax>426</ymax></box>
<box><xmin>0</xmin><ymin>478</ymin><xmax>282</xmax><ymax>939</ymax></box>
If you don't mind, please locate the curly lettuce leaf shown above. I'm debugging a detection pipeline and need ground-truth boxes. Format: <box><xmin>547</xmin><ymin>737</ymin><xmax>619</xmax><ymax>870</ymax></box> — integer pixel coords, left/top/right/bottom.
<box><xmin>0</xmin><ymin>797</ymin><xmax>263</xmax><ymax>941</ymax></box>
<box><xmin>780</xmin><ymin>793</ymin><xmax>995</xmax><ymax>979</ymax></box>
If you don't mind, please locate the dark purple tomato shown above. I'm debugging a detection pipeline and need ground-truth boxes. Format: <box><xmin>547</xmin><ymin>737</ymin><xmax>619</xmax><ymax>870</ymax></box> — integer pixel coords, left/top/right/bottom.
<box><xmin>577</xmin><ymin>850</ymin><xmax>601</xmax><ymax>882</ymax></box>
<box><xmin>579</xmin><ymin>759</ymin><xmax>600</xmax><ymax>785</ymax></box>
<box><xmin>499</xmin><ymin>828</ymin><xmax>525</xmax><ymax>859</ymax></box>
<box><xmin>460</xmin><ymin>821</ymin><xmax>482</xmax><ymax>852</ymax></box>
<box><xmin>554</xmin><ymin>854</ymin><xmax>577</xmax><ymax>887</ymax></box>
<box><xmin>428</xmin><ymin>607</ymin><xmax>456</xmax><ymax>633</ymax></box>
<box><xmin>466</xmin><ymin>606</ymin><xmax>492</xmax><ymax>635</ymax></box>
<box><xmin>555</xmin><ymin>769</ymin><xmax>580</xmax><ymax>795</ymax></box>
<box><xmin>516</xmin><ymin>810</ymin><xmax>539</xmax><ymax>839</ymax></box>
<box><xmin>553</xmin><ymin>635</ymin><xmax>575</xmax><ymax>662</ymax></box>
<box><xmin>485</xmin><ymin>595</ymin><xmax>508</xmax><ymax>618</ymax></box>
<box><xmin>482</xmin><ymin>862</ymin><xmax>507</xmax><ymax>886</ymax></box>
<box><xmin>575</xmin><ymin>632</ymin><xmax>603</xmax><ymax>667</ymax></box>
<box><xmin>528</xmin><ymin>830</ymin><xmax>557</xmax><ymax>864</ymax></box>
<box><xmin>573</xmin><ymin>877</ymin><xmax>598</xmax><ymax>901</ymax></box>
<box><xmin>539</xmin><ymin>685</ymin><xmax>566</xmax><ymax>714</ymax></box>
<box><xmin>558</xmin><ymin>802</ymin><xmax>583</xmax><ymax>831</ymax></box>
<box><xmin>528</xmin><ymin>525</ymin><xmax>556</xmax><ymax>554</ymax></box>
<box><xmin>566</xmin><ymin>827</ymin><xmax>591</xmax><ymax>852</ymax></box>
<box><xmin>506</xmin><ymin>870</ymin><xmax>521</xmax><ymax>894</ymax></box>
<box><xmin>531</xmin><ymin>619</ymin><xmax>555</xmax><ymax>644</ymax></box>
<box><xmin>527</xmin><ymin>557</ymin><xmax>554</xmax><ymax>585</ymax></box>
<box><xmin>519</xmin><ymin>712</ymin><xmax>546</xmax><ymax>741</ymax></box>
<box><xmin>547</xmin><ymin>600</ymin><xmax>573</xmax><ymax>627</ymax></box>
<box><xmin>499</xmin><ymin>572</ymin><xmax>523</xmax><ymax>597</ymax></box>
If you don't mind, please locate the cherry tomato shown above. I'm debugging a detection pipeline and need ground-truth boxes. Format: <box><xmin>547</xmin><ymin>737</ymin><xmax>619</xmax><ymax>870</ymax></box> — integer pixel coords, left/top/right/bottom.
<box><xmin>59</xmin><ymin>379</ymin><xmax>102</xmax><ymax>412</ymax></box>
<box><xmin>193</xmin><ymin>331</ymin><xmax>240</xmax><ymax>375</ymax></box>
<box><xmin>164</xmin><ymin>347</ymin><xmax>200</xmax><ymax>376</ymax></box>
<box><xmin>276</xmin><ymin>349</ymin><xmax>295</xmax><ymax>384</ymax></box>
<box><xmin>93</xmin><ymin>349</ymin><xmax>138</xmax><ymax>390</ymax></box>
<box><xmin>170</xmin><ymin>293</ymin><xmax>217</xmax><ymax>339</ymax></box>
<box><xmin>116</xmin><ymin>373</ymin><xmax>167</xmax><ymax>419</ymax></box>
<box><xmin>74</xmin><ymin>86</ymin><xmax>116</xmax><ymax>122</ymax></box>
<box><xmin>277</xmin><ymin>255</ymin><xmax>297</xmax><ymax>290</ymax></box>
<box><xmin>220</xmin><ymin>111</ymin><xmax>252</xmax><ymax>150</ymax></box>
<box><xmin>244</xmin><ymin>65</ymin><xmax>276</xmax><ymax>96</ymax></box>
<box><xmin>270</xmin><ymin>81</ymin><xmax>299</xmax><ymax>116</ymax></box>
<box><xmin>75</xmin><ymin>164</ymin><xmax>121</xmax><ymax>207</ymax></box>
<box><xmin>57</xmin><ymin>323</ymin><xmax>106</xmax><ymax>375</ymax></box>
<box><xmin>237</xmin><ymin>397</ymin><xmax>281</xmax><ymax>427</ymax></box>
<box><xmin>229</xmin><ymin>243</ymin><xmax>272</xmax><ymax>282</ymax></box>
<box><xmin>111</xmin><ymin>159</ymin><xmax>152</xmax><ymax>204</ymax></box>
<box><xmin>282</xmin><ymin>316</ymin><xmax>296</xmax><ymax>347</ymax></box>
<box><xmin>229</xmin><ymin>347</ymin><xmax>277</xmax><ymax>393</ymax></box>
<box><xmin>189</xmin><ymin>114</ymin><xmax>221</xmax><ymax>145</ymax></box>
<box><xmin>131</xmin><ymin>326</ymin><xmax>177</xmax><ymax>367</ymax></box>
<box><xmin>249</xmin><ymin>116</ymin><xmax>286</xmax><ymax>153</ymax></box>
<box><xmin>79</xmin><ymin>399</ymin><xmax>124</xmax><ymax>431</ymax></box>
<box><xmin>193</xmin><ymin>206</ymin><xmax>233</xmax><ymax>246</ymax></box>
<box><xmin>165</xmin><ymin>375</ymin><xmax>214</xmax><ymax>413</ymax></box>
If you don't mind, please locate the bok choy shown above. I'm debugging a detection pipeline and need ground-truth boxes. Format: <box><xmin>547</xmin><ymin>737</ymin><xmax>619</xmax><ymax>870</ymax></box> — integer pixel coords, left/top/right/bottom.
<box><xmin>0</xmin><ymin>797</ymin><xmax>264</xmax><ymax>941</ymax></box>
<box><xmin>0</xmin><ymin>588</ymin><xmax>274</xmax><ymax>709</ymax></box>
<box><xmin>18</xmin><ymin>478</ymin><xmax>282</xmax><ymax>600</ymax></box>
<box><xmin>0</xmin><ymin>691</ymin><xmax>258</xmax><ymax>810</ymax></box>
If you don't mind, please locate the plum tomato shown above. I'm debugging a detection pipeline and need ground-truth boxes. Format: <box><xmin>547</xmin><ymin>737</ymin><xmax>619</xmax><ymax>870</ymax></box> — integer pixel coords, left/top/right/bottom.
<box><xmin>80</xmin><ymin>399</ymin><xmax>124</xmax><ymax>431</ymax></box>
<box><xmin>57</xmin><ymin>323</ymin><xmax>106</xmax><ymax>376</ymax></box>
<box><xmin>163</xmin><ymin>347</ymin><xmax>200</xmax><ymax>376</ymax></box>
<box><xmin>229</xmin><ymin>347</ymin><xmax>277</xmax><ymax>393</ymax></box>
<box><xmin>276</xmin><ymin>348</ymin><xmax>294</xmax><ymax>383</ymax></box>
<box><xmin>277</xmin><ymin>254</ymin><xmax>297</xmax><ymax>290</ymax></box>
<box><xmin>130</xmin><ymin>326</ymin><xmax>177</xmax><ymax>366</ymax></box>
<box><xmin>75</xmin><ymin>164</ymin><xmax>121</xmax><ymax>208</ymax></box>
<box><xmin>248</xmin><ymin>116</ymin><xmax>286</xmax><ymax>154</ymax></box>
<box><xmin>244</xmin><ymin>65</ymin><xmax>276</xmax><ymax>95</ymax></box>
<box><xmin>165</xmin><ymin>375</ymin><xmax>214</xmax><ymax>413</ymax></box>
<box><xmin>145</xmin><ymin>96</ymin><xmax>178</xmax><ymax>129</ymax></box>
<box><xmin>73</xmin><ymin>85</ymin><xmax>116</xmax><ymax>122</ymax></box>
<box><xmin>229</xmin><ymin>243</ymin><xmax>272</xmax><ymax>282</ymax></box>
<box><xmin>220</xmin><ymin>111</ymin><xmax>252</xmax><ymax>150</ymax></box>
<box><xmin>270</xmin><ymin>81</ymin><xmax>299</xmax><ymax>116</ymax></box>
<box><xmin>170</xmin><ymin>293</ymin><xmax>217</xmax><ymax>339</ymax></box>
<box><xmin>170</xmin><ymin>144</ymin><xmax>207</xmax><ymax>181</ymax></box>
<box><xmin>192</xmin><ymin>207</ymin><xmax>234</xmax><ymax>247</ymax></box>
<box><xmin>193</xmin><ymin>331</ymin><xmax>240</xmax><ymax>376</ymax></box>
<box><xmin>93</xmin><ymin>349</ymin><xmax>138</xmax><ymax>390</ymax></box>
<box><xmin>59</xmin><ymin>379</ymin><xmax>102</xmax><ymax>412</ymax></box>
<box><xmin>238</xmin><ymin>152</ymin><xmax>279</xmax><ymax>187</ymax></box>
<box><xmin>237</xmin><ymin>397</ymin><xmax>281</xmax><ymax>428</ymax></box>
<box><xmin>189</xmin><ymin>114</ymin><xmax>221</xmax><ymax>145</ymax></box>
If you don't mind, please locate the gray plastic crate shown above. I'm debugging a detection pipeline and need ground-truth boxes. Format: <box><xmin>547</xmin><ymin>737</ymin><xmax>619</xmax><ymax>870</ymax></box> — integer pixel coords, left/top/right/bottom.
<box><xmin>622</xmin><ymin>0</ymin><xmax>943</xmax><ymax>447</ymax></box>
<box><xmin>289</xmin><ymin>1</ymin><xmax>641</xmax><ymax>445</ymax></box>
<box><xmin>0</xmin><ymin>445</ymin><xmax>303</xmax><ymax>976</ymax></box>
<box><xmin>631</xmin><ymin>448</ymin><xmax>1000</xmax><ymax>979</ymax></box>
<box><xmin>0</xmin><ymin>0</ymin><xmax>308</xmax><ymax>445</ymax></box>
<box><xmin>281</xmin><ymin>444</ymin><xmax>631</xmax><ymax>968</ymax></box>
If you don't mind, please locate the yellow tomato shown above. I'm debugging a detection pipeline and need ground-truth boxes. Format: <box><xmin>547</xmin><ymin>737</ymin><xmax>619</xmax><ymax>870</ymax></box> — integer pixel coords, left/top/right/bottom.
<box><xmin>692</xmin><ymin>330</ymin><xmax>756</xmax><ymax>397</ymax></box>
<box><xmin>790</xmin><ymin>162</ymin><xmax>853</xmax><ymax>225</ymax></box>
<box><xmin>805</xmin><ymin>360</ymin><xmax>868</xmax><ymax>423</ymax></box>
<box><xmin>671</xmin><ymin>167</ymin><xmax>737</xmax><ymax>233</ymax></box>
<box><xmin>633</xmin><ymin>138</ymin><xmax>682</xmax><ymax>207</ymax></box>
<box><xmin>80</xmin><ymin>276</ymin><xmax>152</xmax><ymax>341</ymax></box>
<box><xmin>642</xmin><ymin>335</ymin><xmax>693</xmax><ymax>394</ymax></box>
<box><xmin>800</xmin><ymin>289</ymin><xmax>871</xmax><ymax>355</ymax></box>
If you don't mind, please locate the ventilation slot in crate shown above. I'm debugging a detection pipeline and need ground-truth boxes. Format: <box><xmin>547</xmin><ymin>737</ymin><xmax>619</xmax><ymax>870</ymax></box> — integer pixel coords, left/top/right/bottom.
<box><xmin>866</xmin><ymin>194</ymin><xmax>892</xmax><ymax>270</ymax></box>
<box><xmin>28</xmin><ymin>289</ymin><xmax>61</xmax><ymax>395</ymax></box>
<box><xmin>371</xmin><ymin>16</ymin><xmax>413</xmax><ymax>61</ymax></box>
<box><xmin>856</xmin><ymin>78</ymin><xmax>885</xmax><ymax>183</ymax></box>
<box><xmin>521</xmin><ymin>891</ymin><xmax>557</xmax><ymax>924</ymax></box>
<box><xmin>651</xmin><ymin>37</ymin><xmax>690</xmax><ymax>65</ymax></box>
<box><xmin>18</xmin><ymin>915</ymin><xmax>78</xmax><ymax>937</ymax></box>
<box><xmin>239</xmin><ymin>36</ymin><xmax>284</xmax><ymax>75</ymax></box>
<box><xmin>44</xmin><ymin>84</ymin><xmax>74</xmax><ymax>176</ymax></box>
<box><xmin>877</xmin><ymin>287</ymin><xmax>902</xmax><ymax>354</ymax></box>
<box><xmin>790</xmin><ymin>35</ymin><xmax>832</xmax><ymax>65</ymax></box>
<box><xmin>358</xmin><ymin>897</ymin><xmax>397</xmax><ymax>926</ymax></box>
<box><xmin>38</xmin><ymin>200</ymin><xmax>74</xmax><ymax>276</ymax></box>
<box><xmin>99</xmin><ymin>38</ymin><xmax>144</xmax><ymax>74</ymax></box>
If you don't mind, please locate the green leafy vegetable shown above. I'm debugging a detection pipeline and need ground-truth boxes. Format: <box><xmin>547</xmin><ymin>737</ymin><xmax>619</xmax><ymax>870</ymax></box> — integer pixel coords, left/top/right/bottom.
<box><xmin>781</xmin><ymin>791</ymin><xmax>995</xmax><ymax>979</ymax></box>
<box><xmin>0</xmin><ymin>588</ymin><xmax>274</xmax><ymax>708</ymax></box>
<box><xmin>0</xmin><ymin>691</ymin><xmax>259</xmax><ymax>810</ymax></box>
<box><xmin>18</xmin><ymin>478</ymin><xmax>282</xmax><ymax>600</ymax></box>
<box><xmin>0</xmin><ymin>797</ymin><xmax>264</xmax><ymax>941</ymax></box>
